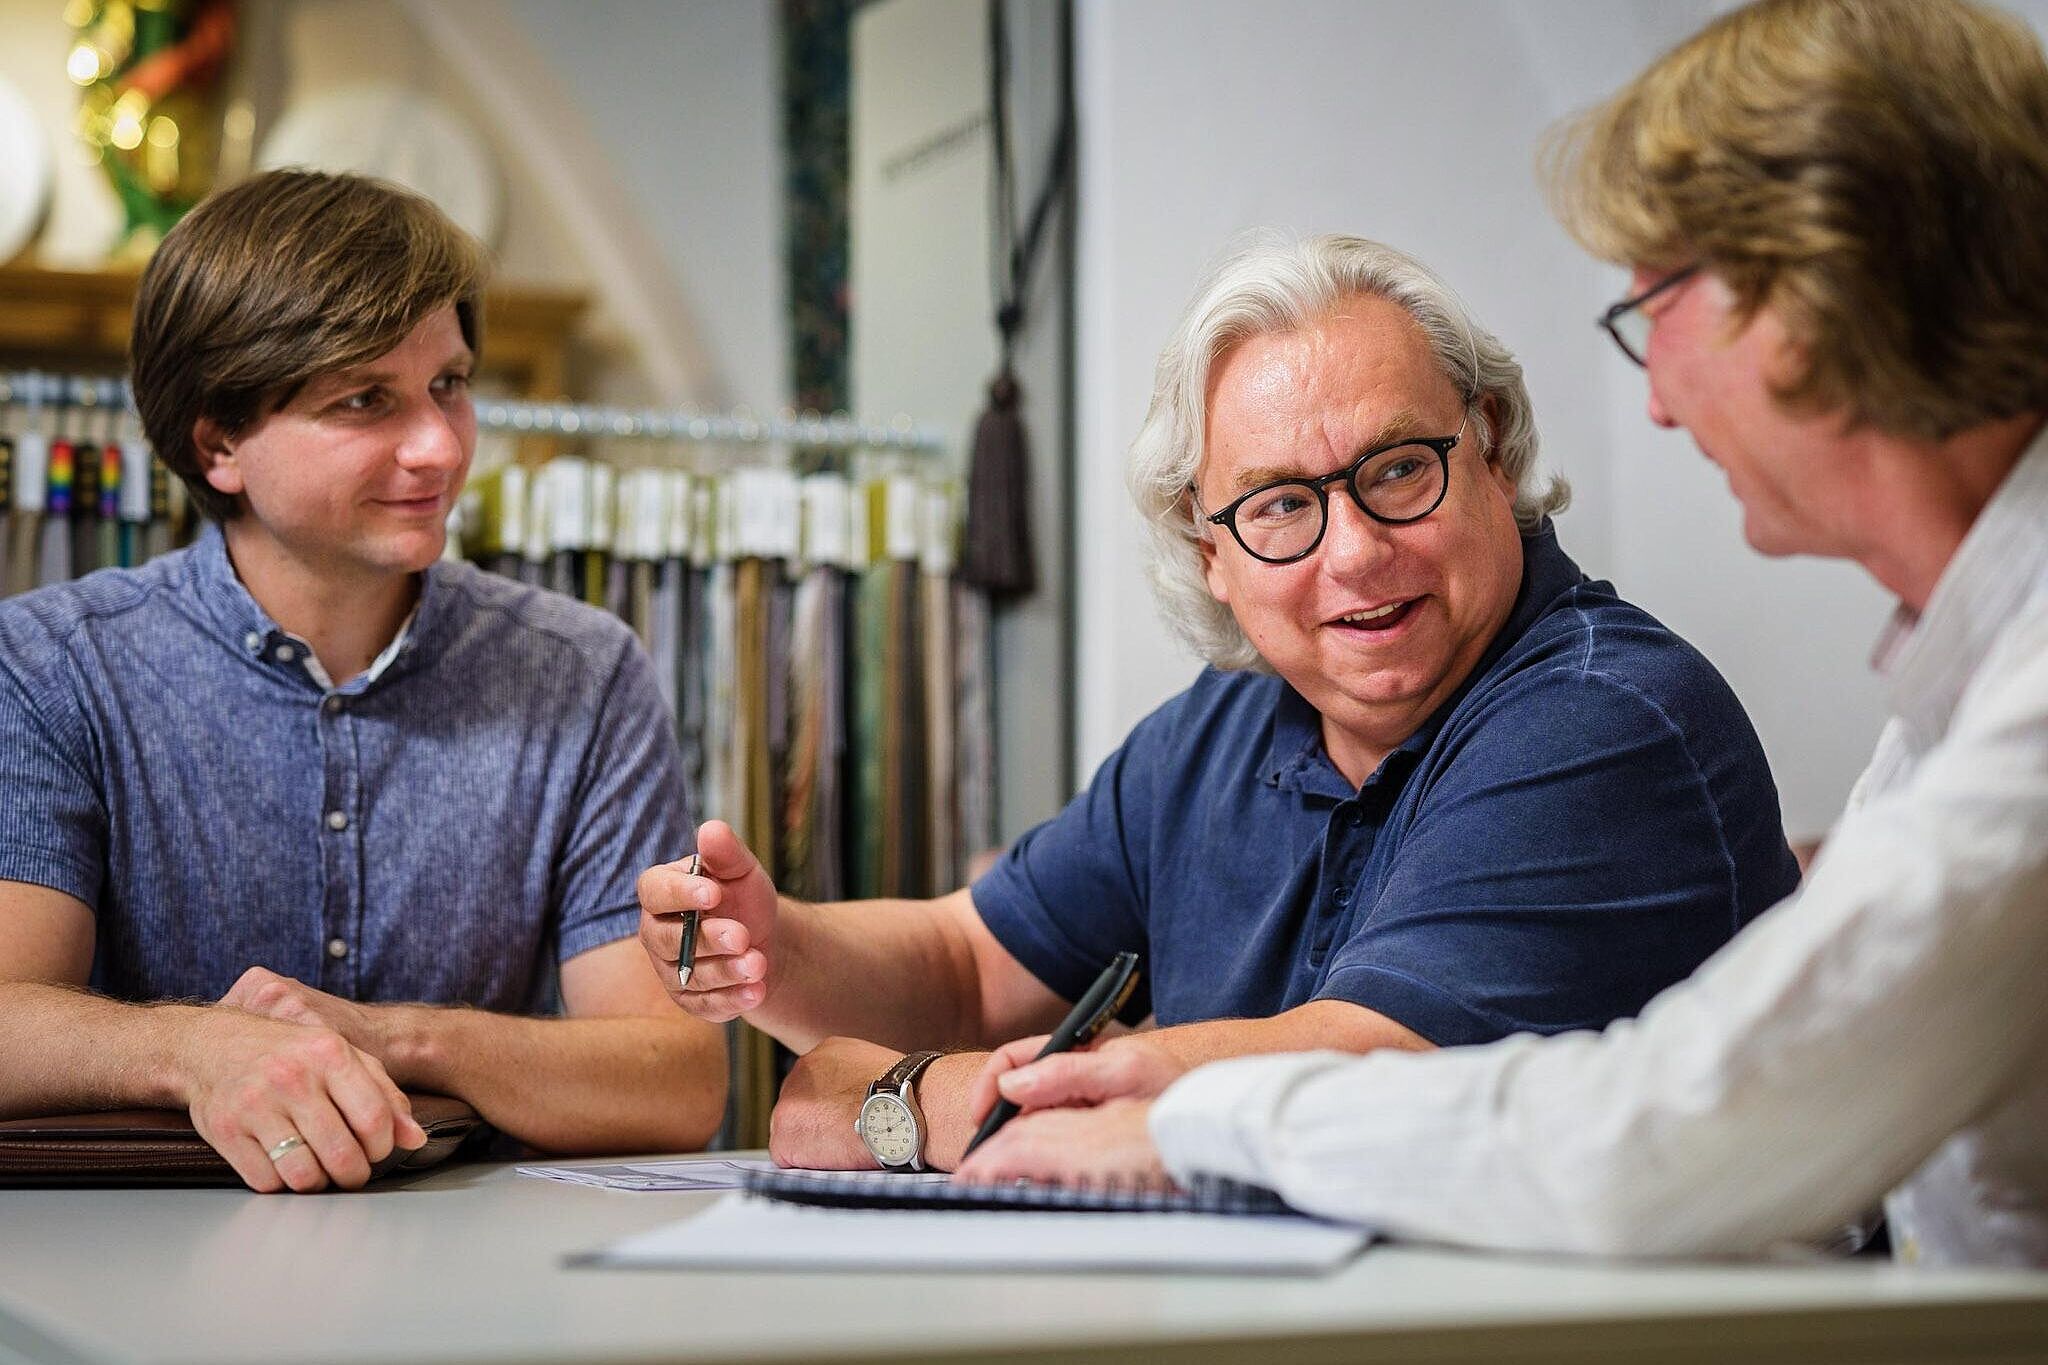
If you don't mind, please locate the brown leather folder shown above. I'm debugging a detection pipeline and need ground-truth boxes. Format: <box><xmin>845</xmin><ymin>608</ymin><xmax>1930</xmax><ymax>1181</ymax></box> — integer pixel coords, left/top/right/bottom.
<box><xmin>0</xmin><ymin>1093</ymin><xmax>485</xmax><ymax>1186</ymax></box>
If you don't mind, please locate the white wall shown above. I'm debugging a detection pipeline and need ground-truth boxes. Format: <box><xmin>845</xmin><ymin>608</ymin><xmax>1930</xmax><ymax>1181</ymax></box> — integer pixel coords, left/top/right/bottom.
<box><xmin>496</xmin><ymin>0</ymin><xmax>788</xmax><ymax>414</ymax></box>
<box><xmin>1072</xmin><ymin>0</ymin><xmax>2048</xmax><ymax>841</ymax></box>
<box><xmin>1075</xmin><ymin>0</ymin><xmax>1625</xmax><ymax>791</ymax></box>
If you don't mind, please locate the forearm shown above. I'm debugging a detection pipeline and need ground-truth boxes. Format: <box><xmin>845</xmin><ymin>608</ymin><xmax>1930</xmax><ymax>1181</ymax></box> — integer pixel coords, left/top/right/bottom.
<box><xmin>1142</xmin><ymin>1001</ymin><xmax>1432</xmax><ymax>1071</ymax></box>
<box><xmin>0</xmin><ymin>981</ymin><xmax>208</xmax><ymax>1117</ymax></box>
<box><xmin>369</xmin><ymin>1004</ymin><xmax>726</xmax><ymax>1155</ymax></box>
<box><xmin>751</xmin><ymin>893</ymin><xmax>988</xmax><ymax>1053</ymax></box>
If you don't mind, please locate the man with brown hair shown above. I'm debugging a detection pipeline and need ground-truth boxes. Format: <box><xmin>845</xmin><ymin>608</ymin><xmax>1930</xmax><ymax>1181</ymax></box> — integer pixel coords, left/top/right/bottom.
<box><xmin>0</xmin><ymin>170</ymin><xmax>725</xmax><ymax>1192</ymax></box>
<box><xmin>958</xmin><ymin>0</ymin><xmax>2048</xmax><ymax>1266</ymax></box>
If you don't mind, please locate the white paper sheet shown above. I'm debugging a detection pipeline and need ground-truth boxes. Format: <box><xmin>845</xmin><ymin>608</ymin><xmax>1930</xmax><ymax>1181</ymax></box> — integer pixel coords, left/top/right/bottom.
<box><xmin>577</xmin><ymin>1192</ymin><xmax>1371</xmax><ymax>1274</ymax></box>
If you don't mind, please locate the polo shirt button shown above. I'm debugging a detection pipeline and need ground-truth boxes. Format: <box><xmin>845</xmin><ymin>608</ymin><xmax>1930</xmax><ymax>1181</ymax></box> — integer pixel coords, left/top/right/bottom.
<box><xmin>326</xmin><ymin>810</ymin><xmax>349</xmax><ymax>831</ymax></box>
<box><xmin>243</xmin><ymin>631</ymin><xmax>261</xmax><ymax>652</ymax></box>
<box><xmin>327</xmin><ymin>938</ymin><xmax>349</xmax><ymax>960</ymax></box>
<box><xmin>1332</xmin><ymin>885</ymin><xmax>1351</xmax><ymax>906</ymax></box>
<box><xmin>275</xmin><ymin>645</ymin><xmax>296</xmax><ymax>663</ymax></box>
<box><xmin>1348</xmin><ymin>809</ymin><xmax>1366</xmax><ymax>827</ymax></box>
<box><xmin>323</xmin><ymin>696</ymin><xmax>344</xmax><ymax>716</ymax></box>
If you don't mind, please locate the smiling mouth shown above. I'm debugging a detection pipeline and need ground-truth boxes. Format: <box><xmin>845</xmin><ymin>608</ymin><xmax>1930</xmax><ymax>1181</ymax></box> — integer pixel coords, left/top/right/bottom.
<box><xmin>1330</xmin><ymin>599</ymin><xmax>1416</xmax><ymax>633</ymax></box>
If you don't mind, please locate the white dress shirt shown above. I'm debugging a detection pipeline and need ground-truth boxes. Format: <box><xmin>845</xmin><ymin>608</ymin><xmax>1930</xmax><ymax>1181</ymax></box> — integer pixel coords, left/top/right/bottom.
<box><xmin>1152</xmin><ymin>429</ymin><xmax>2048</xmax><ymax>1266</ymax></box>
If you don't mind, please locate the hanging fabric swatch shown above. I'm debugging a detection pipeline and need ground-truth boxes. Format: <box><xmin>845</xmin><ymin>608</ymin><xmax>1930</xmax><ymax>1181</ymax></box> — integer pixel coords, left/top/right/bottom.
<box><xmin>648</xmin><ymin>469</ymin><xmax>689</xmax><ymax>721</ymax></box>
<box><xmin>782</xmin><ymin>472</ymin><xmax>851</xmax><ymax>903</ymax></box>
<box><xmin>920</xmin><ymin>485</ymin><xmax>959</xmax><ymax>894</ymax></box>
<box><xmin>955</xmin><ymin>584</ymin><xmax>998</xmax><ymax>871</ymax></box>
<box><xmin>38</xmin><ymin>408</ymin><xmax>76</xmax><ymax>589</ymax></box>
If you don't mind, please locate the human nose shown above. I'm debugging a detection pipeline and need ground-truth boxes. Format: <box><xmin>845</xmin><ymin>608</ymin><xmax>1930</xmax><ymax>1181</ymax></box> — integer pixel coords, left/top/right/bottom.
<box><xmin>1645</xmin><ymin>379</ymin><xmax>1676</xmax><ymax>429</ymax></box>
<box><xmin>397</xmin><ymin>401</ymin><xmax>470</xmax><ymax>472</ymax></box>
<box><xmin>1318</xmin><ymin>484</ymin><xmax>1398</xmax><ymax>576</ymax></box>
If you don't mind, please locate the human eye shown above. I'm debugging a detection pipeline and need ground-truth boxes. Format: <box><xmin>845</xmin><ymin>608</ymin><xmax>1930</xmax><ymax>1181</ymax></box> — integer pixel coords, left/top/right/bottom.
<box><xmin>1365</xmin><ymin>448</ymin><xmax>1433</xmax><ymax>487</ymax></box>
<box><xmin>329</xmin><ymin>386</ymin><xmax>390</xmax><ymax>417</ymax></box>
<box><xmin>1371</xmin><ymin>456</ymin><xmax>1426</xmax><ymax>484</ymax></box>
<box><xmin>432</xmin><ymin>370</ymin><xmax>472</xmax><ymax>400</ymax></box>
<box><xmin>1240</xmin><ymin>483</ymin><xmax>1318</xmax><ymax>525</ymax></box>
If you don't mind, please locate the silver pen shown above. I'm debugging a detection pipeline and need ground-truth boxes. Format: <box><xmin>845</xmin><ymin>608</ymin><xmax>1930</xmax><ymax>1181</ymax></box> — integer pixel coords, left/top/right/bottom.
<box><xmin>677</xmin><ymin>852</ymin><xmax>702</xmax><ymax>989</ymax></box>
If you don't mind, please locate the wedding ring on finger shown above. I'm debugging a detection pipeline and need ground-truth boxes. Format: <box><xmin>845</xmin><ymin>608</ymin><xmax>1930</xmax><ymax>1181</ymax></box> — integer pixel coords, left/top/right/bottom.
<box><xmin>266</xmin><ymin>1133</ymin><xmax>308</xmax><ymax>1163</ymax></box>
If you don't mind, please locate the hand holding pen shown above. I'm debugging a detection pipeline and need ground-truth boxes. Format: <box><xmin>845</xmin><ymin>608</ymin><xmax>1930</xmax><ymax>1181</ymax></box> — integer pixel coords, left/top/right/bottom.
<box><xmin>962</xmin><ymin>951</ymin><xmax>1142</xmax><ymax>1158</ymax></box>
<box><xmin>634</xmin><ymin>820</ymin><xmax>782</xmax><ymax>1021</ymax></box>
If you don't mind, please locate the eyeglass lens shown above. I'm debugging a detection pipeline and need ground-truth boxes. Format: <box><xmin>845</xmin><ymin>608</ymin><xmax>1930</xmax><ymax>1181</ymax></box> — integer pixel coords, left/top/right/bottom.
<box><xmin>1231</xmin><ymin>443</ymin><xmax>1446</xmax><ymax>562</ymax></box>
<box><xmin>1609</xmin><ymin>307</ymin><xmax>1653</xmax><ymax>364</ymax></box>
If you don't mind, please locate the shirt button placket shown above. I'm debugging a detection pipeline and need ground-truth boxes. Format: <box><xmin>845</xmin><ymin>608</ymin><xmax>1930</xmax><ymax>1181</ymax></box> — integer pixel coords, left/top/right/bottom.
<box><xmin>316</xmin><ymin>694</ymin><xmax>360</xmax><ymax>997</ymax></box>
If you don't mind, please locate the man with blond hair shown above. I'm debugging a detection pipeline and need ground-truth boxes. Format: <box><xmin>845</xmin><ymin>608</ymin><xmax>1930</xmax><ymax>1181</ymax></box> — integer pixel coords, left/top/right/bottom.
<box><xmin>641</xmin><ymin>233</ymin><xmax>1799</xmax><ymax>1174</ymax></box>
<box><xmin>0</xmin><ymin>170</ymin><xmax>724</xmax><ymax>1192</ymax></box>
<box><xmin>961</xmin><ymin>0</ymin><xmax>2048</xmax><ymax>1268</ymax></box>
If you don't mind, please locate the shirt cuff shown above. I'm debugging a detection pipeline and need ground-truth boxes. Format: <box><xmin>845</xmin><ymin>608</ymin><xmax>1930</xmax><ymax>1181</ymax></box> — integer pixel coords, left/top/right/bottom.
<box><xmin>1150</xmin><ymin>1051</ymin><xmax>1354</xmax><ymax>1189</ymax></box>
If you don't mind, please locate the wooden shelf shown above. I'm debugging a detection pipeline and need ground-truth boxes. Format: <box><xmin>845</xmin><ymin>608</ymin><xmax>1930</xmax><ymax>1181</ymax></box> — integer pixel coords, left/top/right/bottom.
<box><xmin>0</xmin><ymin>263</ymin><xmax>588</xmax><ymax>400</ymax></box>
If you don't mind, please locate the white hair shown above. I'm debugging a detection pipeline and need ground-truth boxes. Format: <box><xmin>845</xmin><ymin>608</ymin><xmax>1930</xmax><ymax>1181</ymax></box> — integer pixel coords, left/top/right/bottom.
<box><xmin>1128</xmin><ymin>231</ymin><xmax>1569</xmax><ymax>671</ymax></box>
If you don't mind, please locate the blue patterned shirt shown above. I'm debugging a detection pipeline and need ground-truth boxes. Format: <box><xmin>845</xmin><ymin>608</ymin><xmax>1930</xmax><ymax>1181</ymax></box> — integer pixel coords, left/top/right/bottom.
<box><xmin>0</xmin><ymin>525</ymin><xmax>691</xmax><ymax>1012</ymax></box>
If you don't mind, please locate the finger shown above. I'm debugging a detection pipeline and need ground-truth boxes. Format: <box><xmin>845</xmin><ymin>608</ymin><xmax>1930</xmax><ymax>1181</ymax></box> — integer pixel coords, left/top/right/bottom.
<box><xmin>219</xmin><ymin>964</ymin><xmax>276</xmax><ymax>1008</ymax></box>
<box><xmin>637</xmin><ymin>862</ymin><xmax>722</xmax><ymax>919</ymax></box>
<box><xmin>324</xmin><ymin>1055</ymin><xmax>409</xmax><ymax>1167</ymax></box>
<box><xmin>967</xmin><ymin>1036</ymin><xmax>1048</xmax><ymax>1122</ymax></box>
<box><xmin>954</xmin><ymin>1113</ymin><xmax>1060</xmax><ymax>1185</ymax></box>
<box><xmin>676</xmin><ymin>981</ymin><xmax>762</xmax><ymax>1021</ymax></box>
<box><xmin>362</xmin><ymin>1057</ymin><xmax>428</xmax><ymax>1150</ymax></box>
<box><xmin>258</xmin><ymin>1123</ymin><xmax>333</xmax><ymax>1194</ymax></box>
<box><xmin>283</xmin><ymin>1089</ymin><xmax>375</xmax><ymax>1191</ymax></box>
<box><xmin>642</xmin><ymin>913</ymin><xmax>750</xmax><ymax>967</ymax></box>
<box><xmin>694</xmin><ymin>819</ymin><xmax>764</xmax><ymax>883</ymax></box>
<box><xmin>211</xmin><ymin>1129</ymin><xmax>287</xmax><ymax>1194</ymax></box>
<box><xmin>391</xmin><ymin>1090</ymin><xmax>428</xmax><ymax>1151</ymax></box>
<box><xmin>676</xmin><ymin>949</ymin><xmax>765</xmax><ymax>994</ymax></box>
<box><xmin>997</xmin><ymin>1050</ymin><xmax>1132</xmax><ymax>1109</ymax></box>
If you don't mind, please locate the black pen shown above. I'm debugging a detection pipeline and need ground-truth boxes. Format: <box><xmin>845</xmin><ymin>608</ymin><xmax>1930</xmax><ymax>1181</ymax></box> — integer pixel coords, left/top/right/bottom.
<box><xmin>676</xmin><ymin>852</ymin><xmax>702</xmax><ymax>989</ymax></box>
<box><xmin>963</xmin><ymin>951</ymin><xmax>1142</xmax><ymax>1158</ymax></box>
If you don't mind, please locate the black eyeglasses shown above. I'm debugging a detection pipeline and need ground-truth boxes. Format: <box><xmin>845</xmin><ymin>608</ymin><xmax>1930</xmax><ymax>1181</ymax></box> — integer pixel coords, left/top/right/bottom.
<box><xmin>1197</xmin><ymin>413</ymin><xmax>1466</xmax><ymax>565</ymax></box>
<box><xmin>1598</xmin><ymin>264</ymin><xmax>1699</xmax><ymax>367</ymax></box>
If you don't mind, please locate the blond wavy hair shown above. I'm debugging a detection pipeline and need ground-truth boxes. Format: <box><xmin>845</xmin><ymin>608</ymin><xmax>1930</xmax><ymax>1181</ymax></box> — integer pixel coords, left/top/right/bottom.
<box><xmin>1545</xmin><ymin>0</ymin><xmax>2048</xmax><ymax>439</ymax></box>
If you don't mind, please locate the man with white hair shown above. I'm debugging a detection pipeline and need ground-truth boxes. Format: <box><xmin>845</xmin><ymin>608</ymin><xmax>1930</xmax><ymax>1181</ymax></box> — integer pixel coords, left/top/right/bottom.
<box><xmin>641</xmin><ymin>234</ymin><xmax>1800</xmax><ymax>1173</ymax></box>
<box><xmin>958</xmin><ymin>0</ymin><xmax>2048</xmax><ymax>1269</ymax></box>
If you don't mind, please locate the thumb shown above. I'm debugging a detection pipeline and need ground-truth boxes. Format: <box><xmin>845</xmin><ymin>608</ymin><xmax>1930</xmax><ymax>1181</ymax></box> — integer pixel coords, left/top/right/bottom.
<box><xmin>695</xmin><ymin>819</ymin><xmax>765</xmax><ymax>884</ymax></box>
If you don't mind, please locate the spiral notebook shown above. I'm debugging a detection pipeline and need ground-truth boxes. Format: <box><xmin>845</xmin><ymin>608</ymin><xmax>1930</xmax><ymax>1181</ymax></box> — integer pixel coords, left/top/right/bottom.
<box><xmin>742</xmin><ymin>1165</ymin><xmax>1294</xmax><ymax>1214</ymax></box>
<box><xmin>575</xmin><ymin>1173</ymin><xmax>1372</xmax><ymax>1275</ymax></box>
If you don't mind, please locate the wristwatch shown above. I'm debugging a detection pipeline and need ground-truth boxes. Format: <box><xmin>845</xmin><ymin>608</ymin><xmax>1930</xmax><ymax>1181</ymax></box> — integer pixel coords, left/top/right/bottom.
<box><xmin>855</xmin><ymin>1050</ymin><xmax>944</xmax><ymax>1171</ymax></box>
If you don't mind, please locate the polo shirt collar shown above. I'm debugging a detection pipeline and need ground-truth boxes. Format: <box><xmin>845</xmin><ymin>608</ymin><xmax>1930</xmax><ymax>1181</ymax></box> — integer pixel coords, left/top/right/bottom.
<box><xmin>1879</xmin><ymin>423</ymin><xmax>2048</xmax><ymax>750</ymax></box>
<box><xmin>1256</xmin><ymin>521</ymin><xmax>1585</xmax><ymax>796</ymax></box>
<box><xmin>186</xmin><ymin>521</ymin><xmax>448</xmax><ymax>692</ymax></box>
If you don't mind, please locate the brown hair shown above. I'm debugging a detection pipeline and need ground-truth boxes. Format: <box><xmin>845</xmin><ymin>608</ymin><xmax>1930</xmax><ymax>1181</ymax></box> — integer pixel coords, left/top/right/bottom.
<box><xmin>1545</xmin><ymin>0</ymin><xmax>2048</xmax><ymax>439</ymax></box>
<box><xmin>130</xmin><ymin>169</ymin><xmax>489</xmax><ymax>521</ymax></box>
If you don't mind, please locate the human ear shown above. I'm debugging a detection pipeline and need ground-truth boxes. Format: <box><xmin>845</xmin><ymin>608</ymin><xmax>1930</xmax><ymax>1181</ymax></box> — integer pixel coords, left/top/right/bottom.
<box><xmin>192</xmin><ymin>416</ymin><xmax>244</xmax><ymax>497</ymax></box>
<box><xmin>1198</xmin><ymin>527</ymin><xmax>1232</xmax><ymax>605</ymax></box>
<box><xmin>1478</xmin><ymin>394</ymin><xmax>1517</xmax><ymax>500</ymax></box>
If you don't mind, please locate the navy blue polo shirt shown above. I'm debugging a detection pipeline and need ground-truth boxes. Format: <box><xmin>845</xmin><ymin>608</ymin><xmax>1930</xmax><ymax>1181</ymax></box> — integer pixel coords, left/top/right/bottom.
<box><xmin>971</xmin><ymin>526</ymin><xmax>1800</xmax><ymax>1045</ymax></box>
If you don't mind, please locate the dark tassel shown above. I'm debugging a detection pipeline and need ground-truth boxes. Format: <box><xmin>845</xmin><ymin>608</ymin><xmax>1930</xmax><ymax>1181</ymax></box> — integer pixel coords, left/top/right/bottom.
<box><xmin>959</xmin><ymin>369</ymin><xmax>1037</xmax><ymax>600</ymax></box>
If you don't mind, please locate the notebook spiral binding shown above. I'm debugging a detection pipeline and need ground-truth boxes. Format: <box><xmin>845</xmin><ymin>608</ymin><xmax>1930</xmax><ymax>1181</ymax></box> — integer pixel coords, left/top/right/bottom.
<box><xmin>741</xmin><ymin>1166</ymin><xmax>1296</xmax><ymax>1216</ymax></box>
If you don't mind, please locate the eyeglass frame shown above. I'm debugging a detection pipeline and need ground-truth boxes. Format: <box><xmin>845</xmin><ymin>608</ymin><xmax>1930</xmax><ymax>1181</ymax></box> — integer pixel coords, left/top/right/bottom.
<box><xmin>1194</xmin><ymin>409</ymin><xmax>1469</xmax><ymax>566</ymax></box>
<box><xmin>1597</xmin><ymin>264</ymin><xmax>1700</xmax><ymax>367</ymax></box>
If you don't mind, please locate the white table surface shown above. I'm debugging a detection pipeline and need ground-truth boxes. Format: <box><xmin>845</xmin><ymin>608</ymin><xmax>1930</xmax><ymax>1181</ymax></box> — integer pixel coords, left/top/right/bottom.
<box><xmin>1</xmin><ymin>1153</ymin><xmax>2045</xmax><ymax>1365</ymax></box>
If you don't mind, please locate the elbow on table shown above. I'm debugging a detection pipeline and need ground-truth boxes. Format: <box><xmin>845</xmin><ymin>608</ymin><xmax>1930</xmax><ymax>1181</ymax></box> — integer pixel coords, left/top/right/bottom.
<box><xmin>1539</xmin><ymin>1159</ymin><xmax>1798</xmax><ymax>1260</ymax></box>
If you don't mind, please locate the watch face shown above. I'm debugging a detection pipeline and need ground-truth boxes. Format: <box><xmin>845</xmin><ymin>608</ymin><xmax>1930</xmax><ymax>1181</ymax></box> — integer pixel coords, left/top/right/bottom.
<box><xmin>858</xmin><ymin>1094</ymin><xmax>918</xmax><ymax>1166</ymax></box>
